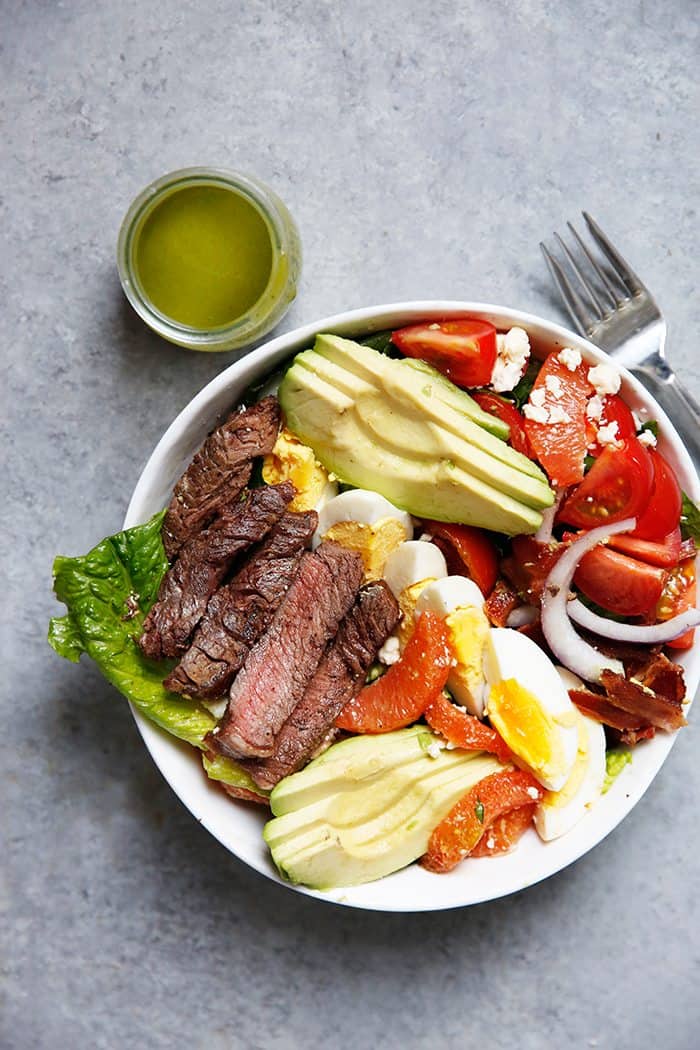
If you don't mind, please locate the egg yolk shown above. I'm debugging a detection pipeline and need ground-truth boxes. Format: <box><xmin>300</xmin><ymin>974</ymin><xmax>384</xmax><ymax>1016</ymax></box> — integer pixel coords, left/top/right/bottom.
<box><xmin>324</xmin><ymin>517</ymin><xmax>409</xmax><ymax>581</ymax></box>
<box><xmin>445</xmin><ymin>607</ymin><xmax>488</xmax><ymax>704</ymax></box>
<box><xmin>487</xmin><ymin>679</ymin><xmax>569</xmax><ymax>786</ymax></box>
<box><xmin>397</xmin><ymin>578</ymin><xmax>437</xmax><ymax>648</ymax></box>
<box><xmin>262</xmin><ymin>428</ymin><xmax>330</xmax><ymax>511</ymax></box>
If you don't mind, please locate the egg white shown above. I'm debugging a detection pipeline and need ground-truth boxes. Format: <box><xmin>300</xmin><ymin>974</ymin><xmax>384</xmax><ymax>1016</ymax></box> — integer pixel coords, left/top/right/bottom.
<box><xmin>534</xmin><ymin>668</ymin><xmax>606</xmax><ymax>840</ymax></box>
<box><xmin>484</xmin><ymin>628</ymin><xmax>579</xmax><ymax>792</ymax></box>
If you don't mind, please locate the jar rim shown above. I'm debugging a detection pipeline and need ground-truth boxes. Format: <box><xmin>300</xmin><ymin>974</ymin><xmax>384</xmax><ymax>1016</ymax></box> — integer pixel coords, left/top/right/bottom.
<box><xmin>116</xmin><ymin>167</ymin><xmax>301</xmax><ymax>351</ymax></box>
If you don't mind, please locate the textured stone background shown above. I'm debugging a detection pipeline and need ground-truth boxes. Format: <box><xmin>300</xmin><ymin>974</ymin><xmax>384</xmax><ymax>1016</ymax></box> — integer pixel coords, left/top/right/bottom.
<box><xmin>3</xmin><ymin>2</ymin><xmax>699</xmax><ymax>1047</ymax></box>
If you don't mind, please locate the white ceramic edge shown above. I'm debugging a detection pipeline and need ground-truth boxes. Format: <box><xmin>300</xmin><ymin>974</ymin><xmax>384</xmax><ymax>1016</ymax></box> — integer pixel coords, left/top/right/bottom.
<box><xmin>122</xmin><ymin>301</ymin><xmax>700</xmax><ymax>913</ymax></box>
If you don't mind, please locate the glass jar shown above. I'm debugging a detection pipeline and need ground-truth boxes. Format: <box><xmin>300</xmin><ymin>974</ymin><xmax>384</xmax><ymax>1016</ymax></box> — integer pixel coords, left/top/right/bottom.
<box><xmin>117</xmin><ymin>167</ymin><xmax>302</xmax><ymax>351</ymax></box>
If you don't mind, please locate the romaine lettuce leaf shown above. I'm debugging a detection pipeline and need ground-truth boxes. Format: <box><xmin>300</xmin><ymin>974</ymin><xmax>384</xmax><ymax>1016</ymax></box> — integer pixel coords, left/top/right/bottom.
<box><xmin>202</xmin><ymin>752</ymin><xmax>270</xmax><ymax>799</ymax></box>
<box><xmin>49</xmin><ymin>511</ymin><xmax>216</xmax><ymax>748</ymax></box>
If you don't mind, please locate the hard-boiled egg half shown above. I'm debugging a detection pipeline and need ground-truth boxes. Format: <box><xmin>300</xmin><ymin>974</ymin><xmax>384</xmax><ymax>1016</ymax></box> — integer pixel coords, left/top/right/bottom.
<box><xmin>414</xmin><ymin>577</ymin><xmax>490</xmax><ymax>717</ymax></box>
<box><xmin>483</xmin><ymin>629</ymin><xmax>579</xmax><ymax>792</ymax></box>
<box><xmin>263</xmin><ymin>427</ymin><xmax>338</xmax><ymax>512</ymax></box>
<box><xmin>314</xmin><ymin>490</ymin><xmax>414</xmax><ymax>579</ymax></box>
<box><xmin>533</xmin><ymin>667</ymin><xmax>606</xmax><ymax>841</ymax></box>
<box><xmin>382</xmin><ymin>540</ymin><xmax>448</xmax><ymax>647</ymax></box>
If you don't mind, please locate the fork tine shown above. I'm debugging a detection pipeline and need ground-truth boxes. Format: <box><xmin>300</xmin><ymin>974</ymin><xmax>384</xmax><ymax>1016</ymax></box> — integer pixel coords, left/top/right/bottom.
<box><xmin>566</xmin><ymin>222</ymin><xmax>621</xmax><ymax>308</ymax></box>
<box><xmin>582</xmin><ymin>212</ymin><xmax>644</xmax><ymax>295</ymax></box>
<box><xmin>553</xmin><ymin>232</ymin><xmax>608</xmax><ymax>316</ymax></box>
<box><xmin>540</xmin><ymin>242</ymin><xmax>597</xmax><ymax>336</ymax></box>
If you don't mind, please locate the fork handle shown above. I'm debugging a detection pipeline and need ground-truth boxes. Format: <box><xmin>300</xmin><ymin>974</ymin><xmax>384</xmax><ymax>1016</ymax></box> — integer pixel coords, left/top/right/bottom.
<box><xmin>631</xmin><ymin>363</ymin><xmax>700</xmax><ymax>475</ymax></box>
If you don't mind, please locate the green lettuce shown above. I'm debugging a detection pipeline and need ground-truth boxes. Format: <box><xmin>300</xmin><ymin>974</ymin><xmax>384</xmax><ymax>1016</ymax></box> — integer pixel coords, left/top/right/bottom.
<box><xmin>202</xmin><ymin>752</ymin><xmax>270</xmax><ymax>799</ymax></box>
<box><xmin>680</xmin><ymin>492</ymin><xmax>700</xmax><ymax>545</ymax></box>
<box><xmin>49</xmin><ymin>512</ymin><xmax>215</xmax><ymax>748</ymax></box>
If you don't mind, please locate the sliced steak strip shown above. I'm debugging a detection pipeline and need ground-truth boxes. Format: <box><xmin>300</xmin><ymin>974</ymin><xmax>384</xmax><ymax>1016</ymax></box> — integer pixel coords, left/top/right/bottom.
<box><xmin>243</xmin><ymin>580</ymin><xmax>399</xmax><ymax>789</ymax></box>
<box><xmin>207</xmin><ymin>541</ymin><xmax>364</xmax><ymax>759</ymax></box>
<box><xmin>164</xmin><ymin>510</ymin><xmax>318</xmax><ymax>700</ymax></box>
<box><xmin>139</xmin><ymin>482</ymin><xmax>294</xmax><ymax>660</ymax></box>
<box><xmin>162</xmin><ymin>396</ymin><xmax>281</xmax><ymax>559</ymax></box>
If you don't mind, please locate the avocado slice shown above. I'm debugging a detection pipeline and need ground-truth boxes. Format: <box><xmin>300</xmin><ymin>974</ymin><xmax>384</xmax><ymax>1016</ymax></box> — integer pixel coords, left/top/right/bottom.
<box><xmin>263</xmin><ymin>727</ymin><xmax>505</xmax><ymax>889</ymax></box>
<box><xmin>289</xmin><ymin>350</ymin><xmax>551</xmax><ymax>507</ymax></box>
<box><xmin>314</xmin><ymin>335</ymin><xmax>547</xmax><ymax>468</ymax></box>
<box><xmin>317</xmin><ymin>334</ymin><xmax>510</xmax><ymax>441</ymax></box>
<box><xmin>279</xmin><ymin>341</ymin><xmax>553</xmax><ymax>534</ymax></box>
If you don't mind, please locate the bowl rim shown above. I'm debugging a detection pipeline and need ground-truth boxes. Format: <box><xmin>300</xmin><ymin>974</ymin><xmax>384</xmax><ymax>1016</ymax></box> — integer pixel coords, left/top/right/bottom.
<box><xmin>123</xmin><ymin>300</ymin><xmax>700</xmax><ymax>912</ymax></box>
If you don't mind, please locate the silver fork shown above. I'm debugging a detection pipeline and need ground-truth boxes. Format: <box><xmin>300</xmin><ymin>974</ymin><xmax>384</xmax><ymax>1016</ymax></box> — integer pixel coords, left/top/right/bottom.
<box><xmin>541</xmin><ymin>212</ymin><xmax>700</xmax><ymax>470</ymax></box>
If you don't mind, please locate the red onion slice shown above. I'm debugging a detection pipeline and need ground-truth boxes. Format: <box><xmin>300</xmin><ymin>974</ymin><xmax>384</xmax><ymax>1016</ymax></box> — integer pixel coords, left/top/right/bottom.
<box><xmin>534</xmin><ymin>488</ymin><xmax>563</xmax><ymax>544</ymax></box>
<box><xmin>540</xmin><ymin>517</ymin><xmax>636</xmax><ymax>683</ymax></box>
<box><xmin>506</xmin><ymin>605</ymin><xmax>539</xmax><ymax>628</ymax></box>
<box><xmin>567</xmin><ymin>597</ymin><xmax>700</xmax><ymax>643</ymax></box>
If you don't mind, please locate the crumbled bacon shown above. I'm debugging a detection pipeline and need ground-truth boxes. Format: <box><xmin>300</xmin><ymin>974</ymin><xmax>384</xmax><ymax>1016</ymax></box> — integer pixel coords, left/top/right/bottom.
<box><xmin>619</xmin><ymin>724</ymin><xmax>656</xmax><ymax>746</ymax></box>
<box><xmin>569</xmin><ymin>687</ymin><xmax>650</xmax><ymax>733</ymax></box>
<box><xmin>568</xmin><ymin>645</ymin><xmax>687</xmax><ymax>743</ymax></box>
<box><xmin>485</xmin><ymin>579</ymin><xmax>520</xmax><ymax>627</ymax></box>
<box><xmin>600</xmin><ymin>670</ymin><xmax>686</xmax><ymax>733</ymax></box>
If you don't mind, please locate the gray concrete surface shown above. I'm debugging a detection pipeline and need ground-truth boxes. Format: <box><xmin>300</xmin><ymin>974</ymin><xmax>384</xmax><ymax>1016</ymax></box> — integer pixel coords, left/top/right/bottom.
<box><xmin>3</xmin><ymin>1</ymin><xmax>699</xmax><ymax>1047</ymax></box>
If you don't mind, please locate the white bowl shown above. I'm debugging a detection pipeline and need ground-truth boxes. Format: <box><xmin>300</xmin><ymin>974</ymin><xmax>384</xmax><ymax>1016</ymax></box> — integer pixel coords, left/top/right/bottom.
<box><xmin>124</xmin><ymin>301</ymin><xmax>700</xmax><ymax>912</ymax></box>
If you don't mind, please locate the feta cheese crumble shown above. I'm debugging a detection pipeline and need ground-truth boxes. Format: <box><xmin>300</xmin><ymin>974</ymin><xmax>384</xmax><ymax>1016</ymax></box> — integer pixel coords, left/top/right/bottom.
<box><xmin>557</xmin><ymin>347</ymin><xmax>582</xmax><ymax>371</ymax></box>
<box><xmin>587</xmin><ymin>363</ymin><xmax>621</xmax><ymax>397</ymax></box>
<box><xmin>522</xmin><ymin>402</ymin><xmax>549</xmax><ymax>424</ymax></box>
<box><xmin>426</xmin><ymin>740</ymin><xmax>445</xmax><ymax>759</ymax></box>
<box><xmin>544</xmin><ymin>374</ymin><xmax>564</xmax><ymax>399</ymax></box>
<box><xmin>548</xmin><ymin>405</ymin><xmax>572</xmax><ymax>424</ymax></box>
<box><xmin>586</xmin><ymin>394</ymin><xmax>605</xmax><ymax>421</ymax></box>
<box><xmin>491</xmin><ymin>326</ymin><xmax>531</xmax><ymax>392</ymax></box>
<box><xmin>526</xmin><ymin>786</ymin><xmax>540</xmax><ymax>800</ymax></box>
<box><xmin>638</xmin><ymin>428</ymin><xmax>658</xmax><ymax>447</ymax></box>
<box><xmin>596</xmin><ymin>420</ymin><xmax>620</xmax><ymax>446</ymax></box>
<box><xmin>378</xmin><ymin>635</ymin><xmax>401</xmax><ymax>666</ymax></box>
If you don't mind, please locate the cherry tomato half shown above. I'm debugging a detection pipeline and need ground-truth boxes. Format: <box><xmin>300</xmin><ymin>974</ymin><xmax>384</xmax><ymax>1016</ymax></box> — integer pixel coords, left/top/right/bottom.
<box><xmin>608</xmin><ymin>527</ymin><xmax>682</xmax><ymax>568</ymax></box>
<box><xmin>632</xmin><ymin>448</ymin><xmax>682</xmax><ymax>541</ymax></box>
<box><xmin>391</xmin><ymin>319</ymin><xmax>497</xmax><ymax>388</ymax></box>
<box><xmin>471</xmin><ymin>391</ymin><xmax>533</xmax><ymax>458</ymax></box>
<box><xmin>657</xmin><ymin>557</ymin><xmax>696</xmax><ymax>650</ymax></box>
<box><xmin>586</xmin><ymin>394</ymin><xmax>636</xmax><ymax>457</ymax></box>
<box><xmin>573</xmin><ymin>544</ymin><xmax>668</xmax><ymax>616</ymax></box>
<box><xmin>558</xmin><ymin>437</ymin><xmax>654</xmax><ymax>530</ymax></box>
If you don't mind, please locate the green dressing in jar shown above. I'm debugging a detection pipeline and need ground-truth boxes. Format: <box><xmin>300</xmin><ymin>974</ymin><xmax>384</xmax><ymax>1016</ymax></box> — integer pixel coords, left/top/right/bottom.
<box><xmin>118</xmin><ymin>168</ymin><xmax>301</xmax><ymax>351</ymax></box>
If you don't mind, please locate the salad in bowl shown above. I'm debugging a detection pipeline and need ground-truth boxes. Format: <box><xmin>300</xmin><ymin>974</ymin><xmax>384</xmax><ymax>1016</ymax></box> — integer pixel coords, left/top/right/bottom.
<box><xmin>49</xmin><ymin>302</ymin><xmax>700</xmax><ymax>910</ymax></box>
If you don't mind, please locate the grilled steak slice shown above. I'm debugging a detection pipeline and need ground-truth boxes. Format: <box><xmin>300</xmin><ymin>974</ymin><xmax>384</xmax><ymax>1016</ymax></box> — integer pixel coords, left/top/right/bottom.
<box><xmin>243</xmin><ymin>581</ymin><xmax>399</xmax><ymax>789</ymax></box>
<box><xmin>164</xmin><ymin>510</ymin><xmax>318</xmax><ymax>699</ymax></box>
<box><xmin>162</xmin><ymin>396</ymin><xmax>281</xmax><ymax>559</ymax></box>
<box><xmin>207</xmin><ymin>541</ymin><xmax>364</xmax><ymax>759</ymax></box>
<box><xmin>139</xmin><ymin>482</ymin><xmax>294</xmax><ymax>660</ymax></box>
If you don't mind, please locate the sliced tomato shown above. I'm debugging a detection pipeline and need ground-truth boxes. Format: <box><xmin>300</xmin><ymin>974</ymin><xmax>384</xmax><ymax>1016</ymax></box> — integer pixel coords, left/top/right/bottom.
<box><xmin>471</xmin><ymin>392</ymin><xmax>533</xmax><ymax>457</ymax></box>
<box><xmin>632</xmin><ymin>448</ymin><xmax>682</xmax><ymax>541</ymax></box>
<box><xmin>522</xmin><ymin>353</ymin><xmax>594</xmax><ymax>487</ymax></box>
<box><xmin>335</xmin><ymin>612</ymin><xmax>452</xmax><ymax>733</ymax></box>
<box><xmin>586</xmin><ymin>394</ymin><xmax>636</xmax><ymax>457</ymax></box>
<box><xmin>573</xmin><ymin>543</ymin><xmax>668</xmax><ymax>616</ymax></box>
<box><xmin>558</xmin><ymin>437</ymin><xmax>654</xmax><ymax>530</ymax></box>
<box><xmin>657</xmin><ymin>557</ymin><xmax>696</xmax><ymax>650</ymax></box>
<box><xmin>391</xmin><ymin>319</ymin><xmax>497</xmax><ymax>388</ymax></box>
<box><xmin>608</xmin><ymin>527</ymin><xmax>682</xmax><ymax>568</ymax></box>
<box><xmin>421</xmin><ymin>769</ymin><xmax>544</xmax><ymax>873</ymax></box>
<box><xmin>424</xmin><ymin>692</ymin><xmax>512</xmax><ymax>763</ymax></box>
<box><xmin>470</xmin><ymin>803</ymin><xmax>537</xmax><ymax>857</ymax></box>
<box><xmin>422</xmin><ymin>521</ymin><xmax>499</xmax><ymax>595</ymax></box>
